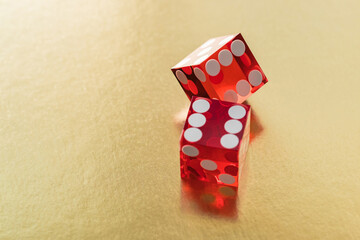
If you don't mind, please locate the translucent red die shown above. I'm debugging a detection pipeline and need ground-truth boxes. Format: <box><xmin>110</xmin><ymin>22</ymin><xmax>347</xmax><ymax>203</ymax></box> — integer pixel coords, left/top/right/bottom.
<box><xmin>171</xmin><ymin>33</ymin><xmax>268</xmax><ymax>104</ymax></box>
<box><xmin>180</xmin><ymin>97</ymin><xmax>251</xmax><ymax>187</ymax></box>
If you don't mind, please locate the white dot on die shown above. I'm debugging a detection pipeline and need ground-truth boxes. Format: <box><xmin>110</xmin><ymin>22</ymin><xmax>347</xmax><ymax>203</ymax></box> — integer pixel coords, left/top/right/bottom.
<box><xmin>175</xmin><ymin>70</ymin><xmax>188</xmax><ymax>84</ymax></box>
<box><xmin>218</xmin><ymin>35</ymin><xmax>234</xmax><ymax>46</ymax></box>
<box><xmin>248</xmin><ymin>70</ymin><xmax>263</xmax><ymax>86</ymax></box>
<box><xmin>197</xmin><ymin>46</ymin><xmax>212</xmax><ymax>56</ymax></box>
<box><xmin>182</xmin><ymin>145</ymin><xmax>199</xmax><ymax>157</ymax></box>
<box><xmin>223</xmin><ymin>90</ymin><xmax>238</xmax><ymax>103</ymax></box>
<box><xmin>201</xmin><ymin>38</ymin><xmax>216</xmax><ymax>48</ymax></box>
<box><xmin>200</xmin><ymin>160</ymin><xmax>217</xmax><ymax>171</ymax></box>
<box><xmin>194</xmin><ymin>54</ymin><xmax>209</xmax><ymax>65</ymax></box>
<box><xmin>184</xmin><ymin>128</ymin><xmax>202</xmax><ymax>142</ymax></box>
<box><xmin>205</xmin><ymin>59</ymin><xmax>220</xmax><ymax>76</ymax></box>
<box><xmin>188</xmin><ymin>113</ymin><xmax>206</xmax><ymax>127</ymax></box>
<box><xmin>236</xmin><ymin>80</ymin><xmax>251</xmax><ymax>97</ymax></box>
<box><xmin>231</xmin><ymin>40</ymin><xmax>246</xmax><ymax>57</ymax></box>
<box><xmin>192</xmin><ymin>99</ymin><xmax>210</xmax><ymax>113</ymax></box>
<box><xmin>218</xmin><ymin>49</ymin><xmax>233</xmax><ymax>66</ymax></box>
<box><xmin>228</xmin><ymin>105</ymin><xmax>246</xmax><ymax>119</ymax></box>
<box><xmin>219</xmin><ymin>174</ymin><xmax>236</xmax><ymax>184</ymax></box>
<box><xmin>220</xmin><ymin>134</ymin><xmax>239</xmax><ymax>149</ymax></box>
<box><xmin>194</xmin><ymin>67</ymin><xmax>206</xmax><ymax>82</ymax></box>
<box><xmin>224</xmin><ymin>119</ymin><xmax>243</xmax><ymax>134</ymax></box>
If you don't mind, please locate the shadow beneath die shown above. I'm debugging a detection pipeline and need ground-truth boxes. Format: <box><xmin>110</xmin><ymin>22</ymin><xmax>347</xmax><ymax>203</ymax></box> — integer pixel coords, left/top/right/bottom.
<box><xmin>173</xmin><ymin>104</ymin><xmax>189</xmax><ymax>132</ymax></box>
<box><xmin>243</xmin><ymin>100</ymin><xmax>264</xmax><ymax>142</ymax></box>
<box><xmin>180</xmin><ymin>160</ymin><xmax>249</xmax><ymax>220</ymax></box>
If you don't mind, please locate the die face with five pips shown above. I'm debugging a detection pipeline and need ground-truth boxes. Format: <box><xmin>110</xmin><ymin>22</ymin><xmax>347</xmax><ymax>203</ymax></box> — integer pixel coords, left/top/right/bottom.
<box><xmin>180</xmin><ymin>97</ymin><xmax>251</xmax><ymax>187</ymax></box>
<box><xmin>171</xmin><ymin>33</ymin><xmax>268</xmax><ymax>104</ymax></box>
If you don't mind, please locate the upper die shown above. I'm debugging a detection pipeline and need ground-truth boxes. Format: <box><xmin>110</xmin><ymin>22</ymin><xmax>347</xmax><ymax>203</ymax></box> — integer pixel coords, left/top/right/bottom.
<box><xmin>180</xmin><ymin>96</ymin><xmax>251</xmax><ymax>163</ymax></box>
<box><xmin>171</xmin><ymin>33</ymin><xmax>268</xmax><ymax>104</ymax></box>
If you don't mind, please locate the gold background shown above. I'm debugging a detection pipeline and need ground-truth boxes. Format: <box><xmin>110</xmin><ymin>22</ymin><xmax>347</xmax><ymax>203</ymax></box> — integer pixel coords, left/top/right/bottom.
<box><xmin>1</xmin><ymin>0</ymin><xmax>360</xmax><ymax>239</ymax></box>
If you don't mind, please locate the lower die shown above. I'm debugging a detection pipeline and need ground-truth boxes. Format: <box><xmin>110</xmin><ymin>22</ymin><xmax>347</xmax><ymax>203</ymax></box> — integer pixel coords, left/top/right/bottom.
<box><xmin>180</xmin><ymin>97</ymin><xmax>251</xmax><ymax>187</ymax></box>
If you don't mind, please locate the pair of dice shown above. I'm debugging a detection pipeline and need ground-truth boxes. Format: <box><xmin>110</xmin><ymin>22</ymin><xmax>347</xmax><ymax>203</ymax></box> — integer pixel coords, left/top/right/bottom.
<box><xmin>171</xmin><ymin>33</ymin><xmax>268</xmax><ymax>187</ymax></box>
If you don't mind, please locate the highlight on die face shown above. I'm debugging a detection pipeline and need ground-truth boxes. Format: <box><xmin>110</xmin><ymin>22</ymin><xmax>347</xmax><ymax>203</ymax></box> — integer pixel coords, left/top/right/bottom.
<box><xmin>171</xmin><ymin>33</ymin><xmax>268</xmax><ymax>104</ymax></box>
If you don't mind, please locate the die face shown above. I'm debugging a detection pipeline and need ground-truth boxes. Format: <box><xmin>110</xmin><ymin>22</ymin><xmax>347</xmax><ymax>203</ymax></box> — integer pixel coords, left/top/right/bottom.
<box><xmin>172</xmin><ymin>33</ymin><xmax>268</xmax><ymax>103</ymax></box>
<box><xmin>172</xmin><ymin>35</ymin><xmax>234</xmax><ymax>68</ymax></box>
<box><xmin>179</xmin><ymin>97</ymin><xmax>251</xmax><ymax>186</ymax></box>
<box><xmin>181</xmin><ymin>97</ymin><xmax>250</xmax><ymax>151</ymax></box>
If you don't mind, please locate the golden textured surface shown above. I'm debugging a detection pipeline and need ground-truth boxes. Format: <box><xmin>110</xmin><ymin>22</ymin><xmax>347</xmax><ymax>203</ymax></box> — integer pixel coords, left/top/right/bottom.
<box><xmin>1</xmin><ymin>0</ymin><xmax>360</xmax><ymax>239</ymax></box>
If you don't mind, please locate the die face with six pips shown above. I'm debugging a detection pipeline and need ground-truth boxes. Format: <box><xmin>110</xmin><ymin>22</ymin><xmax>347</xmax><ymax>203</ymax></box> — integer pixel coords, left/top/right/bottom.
<box><xmin>171</xmin><ymin>33</ymin><xmax>268</xmax><ymax>104</ymax></box>
<box><xmin>180</xmin><ymin>97</ymin><xmax>251</xmax><ymax>187</ymax></box>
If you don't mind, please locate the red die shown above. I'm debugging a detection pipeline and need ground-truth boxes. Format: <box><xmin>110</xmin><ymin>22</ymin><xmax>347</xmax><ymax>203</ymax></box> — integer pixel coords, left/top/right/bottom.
<box><xmin>171</xmin><ymin>33</ymin><xmax>268</xmax><ymax>103</ymax></box>
<box><xmin>180</xmin><ymin>97</ymin><xmax>251</xmax><ymax>187</ymax></box>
